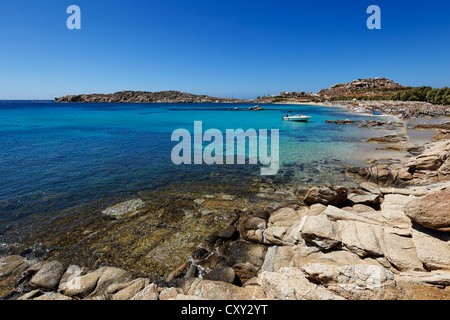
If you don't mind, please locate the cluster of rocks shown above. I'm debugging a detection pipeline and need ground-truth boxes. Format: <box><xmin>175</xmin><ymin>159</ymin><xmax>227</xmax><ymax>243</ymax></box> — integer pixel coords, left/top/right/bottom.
<box><xmin>366</xmin><ymin>134</ymin><xmax>408</xmax><ymax>144</ymax></box>
<box><xmin>326</xmin><ymin>119</ymin><xmax>404</xmax><ymax>132</ymax></box>
<box><xmin>55</xmin><ymin>90</ymin><xmax>245</xmax><ymax>104</ymax></box>
<box><xmin>229</xmin><ymin>105</ymin><xmax>264</xmax><ymax>111</ymax></box>
<box><xmin>357</xmin><ymin>101</ymin><xmax>450</xmax><ymax>119</ymax></box>
<box><xmin>0</xmin><ymin>257</ymin><xmax>182</xmax><ymax>300</ymax></box>
<box><xmin>163</xmin><ymin>180</ymin><xmax>450</xmax><ymax>300</ymax></box>
<box><xmin>326</xmin><ymin>100</ymin><xmax>450</xmax><ymax>119</ymax></box>
<box><xmin>327</xmin><ymin>118</ymin><xmax>409</xmax><ymax>144</ymax></box>
<box><xmin>354</xmin><ymin>139</ymin><xmax>450</xmax><ymax>186</ymax></box>
<box><xmin>326</xmin><ymin>119</ymin><xmax>358</xmax><ymax>125</ymax></box>
<box><xmin>433</xmin><ymin>130</ymin><xmax>450</xmax><ymax>142</ymax></box>
<box><xmin>413</xmin><ymin>122</ymin><xmax>450</xmax><ymax>130</ymax></box>
<box><xmin>3</xmin><ymin>180</ymin><xmax>449</xmax><ymax>300</ymax></box>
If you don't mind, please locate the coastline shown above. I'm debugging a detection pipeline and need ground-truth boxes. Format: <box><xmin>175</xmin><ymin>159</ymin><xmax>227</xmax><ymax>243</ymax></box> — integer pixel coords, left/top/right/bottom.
<box><xmin>1</xmin><ymin>105</ymin><xmax>450</xmax><ymax>300</ymax></box>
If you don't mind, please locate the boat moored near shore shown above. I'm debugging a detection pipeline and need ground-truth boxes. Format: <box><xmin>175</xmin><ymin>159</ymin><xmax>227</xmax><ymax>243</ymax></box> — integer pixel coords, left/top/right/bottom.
<box><xmin>282</xmin><ymin>111</ymin><xmax>311</xmax><ymax>122</ymax></box>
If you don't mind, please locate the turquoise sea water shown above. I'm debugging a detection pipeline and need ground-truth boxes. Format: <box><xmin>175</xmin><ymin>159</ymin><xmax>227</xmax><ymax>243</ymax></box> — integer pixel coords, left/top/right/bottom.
<box><xmin>0</xmin><ymin>101</ymin><xmax>390</xmax><ymax>253</ymax></box>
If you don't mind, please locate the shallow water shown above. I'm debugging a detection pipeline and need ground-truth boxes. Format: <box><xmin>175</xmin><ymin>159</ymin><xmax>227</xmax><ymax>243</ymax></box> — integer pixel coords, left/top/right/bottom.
<box><xmin>0</xmin><ymin>101</ymin><xmax>400</xmax><ymax>273</ymax></box>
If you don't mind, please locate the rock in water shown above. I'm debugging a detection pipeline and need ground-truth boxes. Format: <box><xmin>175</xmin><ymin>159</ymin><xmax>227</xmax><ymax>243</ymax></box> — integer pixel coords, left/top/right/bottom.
<box><xmin>405</xmin><ymin>188</ymin><xmax>450</xmax><ymax>232</ymax></box>
<box><xmin>102</xmin><ymin>199</ymin><xmax>145</xmax><ymax>219</ymax></box>
<box><xmin>204</xmin><ymin>267</ymin><xmax>236</xmax><ymax>284</ymax></box>
<box><xmin>224</xmin><ymin>240</ymin><xmax>267</xmax><ymax>283</ymax></box>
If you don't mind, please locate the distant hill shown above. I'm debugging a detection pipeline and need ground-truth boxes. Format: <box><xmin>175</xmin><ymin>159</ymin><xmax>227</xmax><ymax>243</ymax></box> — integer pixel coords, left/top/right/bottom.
<box><xmin>54</xmin><ymin>90</ymin><xmax>246</xmax><ymax>103</ymax></box>
<box><xmin>316</xmin><ymin>78</ymin><xmax>407</xmax><ymax>99</ymax></box>
<box><xmin>254</xmin><ymin>78</ymin><xmax>411</xmax><ymax>104</ymax></box>
<box><xmin>54</xmin><ymin>78</ymin><xmax>447</xmax><ymax>105</ymax></box>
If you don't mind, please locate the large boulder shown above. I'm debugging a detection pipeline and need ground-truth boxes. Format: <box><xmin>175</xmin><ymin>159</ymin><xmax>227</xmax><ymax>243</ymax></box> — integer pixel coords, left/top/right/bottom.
<box><xmin>299</xmin><ymin>214</ymin><xmax>341</xmax><ymax>250</ymax></box>
<box><xmin>263</xmin><ymin>207</ymin><xmax>305</xmax><ymax>245</ymax></box>
<box><xmin>407</xmin><ymin>155</ymin><xmax>442</xmax><ymax>170</ymax></box>
<box><xmin>358</xmin><ymin>164</ymin><xmax>391</xmax><ymax>184</ymax></box>
<box><xmin>348</xmin><ymin>193</ymin><xmax>380</xmax><ymax>207</ymax></box>
<box><xmin>59</xmin><ymin>268</ymin><xmax>102</xmax><ymax>297</ymax></box>
<box><xmin>0</xmin><ymin>255</ymin><xmax>31</xmax><ymax>298</ymax></box>
<box><xmin>303</xmin><ymin>186</ymin><xmax>348</xmax><ymax>206</ymax></box>
<box><xmin>339</xmin><ymin>220</ymin><xmax>384</xmax><ymax>257</ymax></box>
<box><xmin>181</xmin><ymin>278</ymin><xmax>265</xmax><ymax>300</ymax></box>
<box><xmin>88</xmin><ymin>267</ymin><xmax>133</xmax><ymax>298</ymax></box>
<box><xmin>224</xmin><ymin>241</ymin><xmax>267</xmax><ymax>283</ymax></box>
<box><xmin>204</xmin><ymin>267</ymin><xmax>236</xmax><ymax>284</ymax></box>
<box><xmin>30</xmin><ymin>261</ymin><xmax>65</xmax><ymax>291</ymax></box>
<box><xmin>257</xmin><ymin>267</ymin><xmax>344</xmax><ymax>300</ymax></box>
<box><xmin>108</xmin><ymin>278</ymin><xmax>150</xmax><ymax>300</ymax></box>
<box><xmin>412</xmin><ymin>229</ymin><xmax>450</xmax><ymax>270</ymax></box>
<box><xmin>301</xmin><ymin>263</ymin><xmax>395</xmax><ymax>300</ymax></box>
<box><xmin>382</xmin><ymin>230</ymin><xmax>424</xmax><ymax>271</ymax></box>
<box><xmin>324</xmin><ymin>205</ymin><xmax>384</xmax><ymax>226</ymax></box>
<box><xmin>405</xmin><ymin>140</ymin><xmax>450</xmax><ymax>171</ymax></box>
<box><xmin>238</xmin><ymin>216</ymin><xmax>266</xmax><ymax>243</ymax></box>
<box><xmin>358</xmin><ymin>182</ymin><xmax>381</xmax><ymax>195</ymax></box>
<box><xmin>405</xmin><ymin>188</ymin><xmax>450</xmax><ymax>232</ymax></box>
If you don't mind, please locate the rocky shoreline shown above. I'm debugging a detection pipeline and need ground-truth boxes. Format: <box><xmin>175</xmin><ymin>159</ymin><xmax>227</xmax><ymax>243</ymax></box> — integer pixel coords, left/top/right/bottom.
<box><xmin>2</xmin><ymin>112</ymin><xmax>450</xmax><ymax>300</ymax></box>
<box><xmin>327</xmin><ymin>100</ymin><xmax>450</xmax><ymax>119</ymax></box>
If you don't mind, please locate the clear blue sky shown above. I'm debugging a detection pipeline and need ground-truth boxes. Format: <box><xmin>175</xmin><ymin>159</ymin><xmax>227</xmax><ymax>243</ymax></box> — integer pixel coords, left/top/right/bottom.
<box><xmin>1</xmin><ymin>0</ymin><xmax>449</xmax><ymax>99</ymax></box>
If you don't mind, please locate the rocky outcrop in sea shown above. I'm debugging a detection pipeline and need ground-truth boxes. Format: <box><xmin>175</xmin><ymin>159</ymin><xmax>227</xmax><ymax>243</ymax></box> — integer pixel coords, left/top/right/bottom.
<box><xmin>328</xmin><ymin>100</ymin><xmax>450</xmax><ymax>118</ymax></box>
<box><xmin>354</xmin><ymin>139</ymin><xmax>450</xmax><ymax>186</ymax></box>
<box><xmin>54</xmin><ymin>90</ymin><xmax>247</xmax><ymax>104</ymax></box>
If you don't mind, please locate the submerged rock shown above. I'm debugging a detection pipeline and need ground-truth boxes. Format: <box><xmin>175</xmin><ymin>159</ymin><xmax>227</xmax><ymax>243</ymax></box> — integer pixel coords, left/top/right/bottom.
<box><xmin>204</xmin><ymin>267</ymin><xmax>236</xmax><ymax>284</ymax></box>
<box><xmin>367</xmin><ymin>134</ymin><xmax>408</xmax><ymax>144</ymax></box>
<box><xmin>224</xmin><ymin>240</ymin><xmax>267</xmax><ymax>283</ymax></box>
<box><xmin>102</xmin><ymin>199</ymin><xmax>145</xmax><ymax>219</ymax></box>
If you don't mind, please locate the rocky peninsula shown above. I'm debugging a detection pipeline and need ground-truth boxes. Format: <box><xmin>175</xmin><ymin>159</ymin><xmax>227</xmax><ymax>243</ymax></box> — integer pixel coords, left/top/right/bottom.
<box><xmin>55</xmin><ymin>90</ymin><xmax>246</xmax><ymax>104</ymax></box>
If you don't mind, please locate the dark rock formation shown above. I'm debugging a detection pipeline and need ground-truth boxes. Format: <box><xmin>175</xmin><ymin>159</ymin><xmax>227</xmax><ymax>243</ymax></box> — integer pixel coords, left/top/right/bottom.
<box><xmin>367</xmin><ymin>134</ymin><xmax>408</xmax><ymax>143</ymax></box>
<box><xmin>55</xmin><ymin>90</ymin><xmax>246</xmax><ymax>104</ymax></box>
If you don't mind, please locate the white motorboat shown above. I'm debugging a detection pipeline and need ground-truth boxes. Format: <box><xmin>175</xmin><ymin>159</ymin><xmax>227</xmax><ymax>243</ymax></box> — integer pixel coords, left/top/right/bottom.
<box><xmin>282</xmin><ymin>111</ymin><xmax>311</xmax><ymax>122</ymax></box>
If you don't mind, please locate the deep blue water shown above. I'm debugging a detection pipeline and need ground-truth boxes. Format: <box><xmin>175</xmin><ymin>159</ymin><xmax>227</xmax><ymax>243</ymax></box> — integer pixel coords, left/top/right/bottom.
<box><xmin>0</xmin><ymin>101</ymin><xmax>386</xmax><ymax>231</ymax></box>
